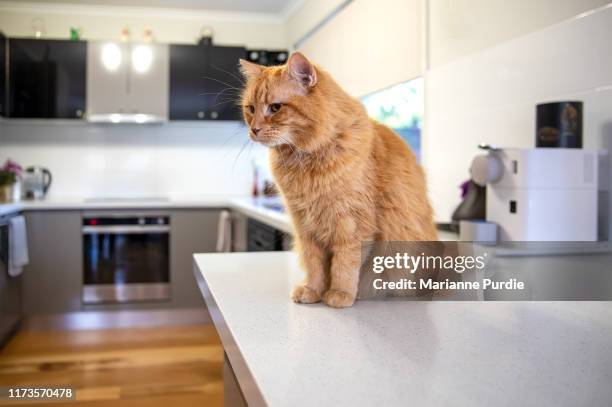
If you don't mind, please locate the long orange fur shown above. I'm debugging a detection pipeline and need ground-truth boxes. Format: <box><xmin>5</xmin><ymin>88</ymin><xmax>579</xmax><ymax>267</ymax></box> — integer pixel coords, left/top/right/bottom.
<box><xmin>240</xmin><ymin>53</ymin><xmax>437</xmax><ymax>308</ymax></box>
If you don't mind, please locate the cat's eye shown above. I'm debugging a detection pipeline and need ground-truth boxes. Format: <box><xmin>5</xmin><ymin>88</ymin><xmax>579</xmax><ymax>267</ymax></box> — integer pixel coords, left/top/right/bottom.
<box><xmin>247</xmin><ymin>105</ymin><xmax>255</xmax><ymax>114</ymax></box>
<box><xmin>269</xmin><ymin>103</ymin><xmax>282</xmax><ymax>114</ymax></box>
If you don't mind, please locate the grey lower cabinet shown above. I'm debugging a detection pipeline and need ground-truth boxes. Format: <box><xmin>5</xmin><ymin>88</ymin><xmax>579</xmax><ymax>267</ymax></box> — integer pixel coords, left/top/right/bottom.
<box><xmin>23</xmin><ymin>211</ymin><xmax>82</xmax><ymax>314</ymax></box>
<box><xmin>1</xmin><ymin>213</ymin><xmax>22</xmax><ymax>346</ymax></box>
<box><xmin>169</xmin><ymin>209</ymin><xmax>220</xmax><ymax>307</ymax></box>
<box><xmin>23</xmin><ymin>209</ymin><xmax>221</xmax><ymax>315</ymax></box>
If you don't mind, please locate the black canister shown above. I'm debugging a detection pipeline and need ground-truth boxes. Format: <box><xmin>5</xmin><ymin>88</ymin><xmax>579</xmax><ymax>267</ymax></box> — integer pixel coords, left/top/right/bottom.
<box><xmin>536</xmin><ymin>101</ymin><xmax>583</xmax><ymax>148</ymax></box>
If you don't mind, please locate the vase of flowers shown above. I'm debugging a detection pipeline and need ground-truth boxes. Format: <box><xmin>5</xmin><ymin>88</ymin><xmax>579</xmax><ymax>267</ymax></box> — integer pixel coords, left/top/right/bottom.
<box><xmin>0</xmin><ymin>159</ymin><xmax>23</xmax><ymax>203</ymax></box>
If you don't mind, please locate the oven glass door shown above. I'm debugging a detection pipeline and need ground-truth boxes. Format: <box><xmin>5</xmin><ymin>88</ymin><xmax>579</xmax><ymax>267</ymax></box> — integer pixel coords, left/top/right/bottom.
<box><xmin>82</xmin><ymin>216</ymin><xmax>170</xmax><ymax>304</ymax></box>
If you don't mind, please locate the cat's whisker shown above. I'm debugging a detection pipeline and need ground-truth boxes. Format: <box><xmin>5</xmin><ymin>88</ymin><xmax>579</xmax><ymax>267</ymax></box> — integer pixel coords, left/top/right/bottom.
<box><xmin>198</xmin><ymin>90</ymin><xmax>241</xmax><ymax>98</ymax></box>
<box><xmin>247</xmin><ymin>139</ymin><xmax>255</xmax><ymax>158</ymax></box>
<box><xmin>198</xmin><ymin>88</ymin><xmax>241</xmax><ymax>95</ymax></box>
<box><xmin>219</xmin><ymin>127</ymin><xmax>247</xmax><ymax>151</ymax></box>
<box><xmin>198</xmin><ymin>87</ymin><xmax>242</xmax><ymax>107</ymax></box>
<box><xmin>267</xmin><ymin>134</ymin><xmax>291</xmax><ymax>173</ymax></box>
<box><xmin>199</xmin><ymin>75</ymin><xmax>243</xmax><ymax>91</ymax></box>
<box><xmin>209</xmin><ymin>97</ymin><xmax>241</xmax><ymax>108</ymax></box>
<box><xmin>210</xmin><ymin>64</ymin><xmax>246</xmax><ymax>84</ymax></box>
<box><xmin>219</xmin><ymin>127</ymin><xmax>249</xmax><ymax>162</ymax></box>
<box><xmin>276</xmin><ymin>145</ymin><xmax>291</xmax><ymax>174</ymax></box>
<box><xmin>232</xmin><ymin>138</ymin><xmax>251</xmax><ymax>173</ymax></box>
<box><xmin>277</xmin><ymin>136</ymin><xmax>305</xmax><ymax>171</ymax></box>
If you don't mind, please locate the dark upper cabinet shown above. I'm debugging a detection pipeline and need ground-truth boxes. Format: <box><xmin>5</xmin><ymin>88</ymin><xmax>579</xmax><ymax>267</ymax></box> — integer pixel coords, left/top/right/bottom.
<box><xmin>169</xmin><ymin>44</ymin><xmax>245</xmax><ymax>121</ymax></box>
<box><xmin>0</xmin><ymin>34</ymin><xmax>6</xmax><ymax>117</ymax></box>
<box><xmin>8</xmin><ymin>39</ymin><xmax>86</xmax><ymax>119</ymax></box>
<box><xmin>245</xmin><ymin>49</ymin><xmax>288</xmax><ymax>67</ymax></box>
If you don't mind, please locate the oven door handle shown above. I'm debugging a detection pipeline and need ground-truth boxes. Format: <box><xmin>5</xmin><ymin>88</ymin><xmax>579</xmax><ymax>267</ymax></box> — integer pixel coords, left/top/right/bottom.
<box><xmin>82</xmin><ymin>225</ymin><xmax>170</xmax><ymax>234</ymax></box>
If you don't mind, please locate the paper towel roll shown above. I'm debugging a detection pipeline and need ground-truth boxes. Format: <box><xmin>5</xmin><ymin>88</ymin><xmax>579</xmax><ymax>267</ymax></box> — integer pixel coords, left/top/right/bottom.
<box><xmin>470</xmin><ymin>154</ymin><xmax>503</xmax><ymax>186</ymax></box>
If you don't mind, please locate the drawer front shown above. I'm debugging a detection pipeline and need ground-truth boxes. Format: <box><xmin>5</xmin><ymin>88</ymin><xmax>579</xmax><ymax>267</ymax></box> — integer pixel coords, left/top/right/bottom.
<box><xmin>247</xmin><ymin>219</ymin><xmax>283</xmax><ymax>252</ymax></box>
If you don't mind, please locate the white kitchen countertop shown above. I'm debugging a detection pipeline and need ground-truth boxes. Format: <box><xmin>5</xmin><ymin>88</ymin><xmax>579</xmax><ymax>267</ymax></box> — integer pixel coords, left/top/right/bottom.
<box><xmin>230</xmin><ymin>197</ymin><xmax>291</xmax><ymax>234</ymax></box>
<box><xmin>0</xmin><ymin>196</ymin><xmax>293</xmax><ymax>233</ymax></box>
<box><xmin>0</xmin><ymin>196</ymin><xmax>457</xmax><ymax>239</ymax></box>
<box><xmin>0</xmin><ymin>203</ymin><xmax>22</xmax><ymax>217</ymax></box>
<box><xmin>194</xmin><ymin>251</ymin><xmax>612</xmax><ymax>407</ymax></box>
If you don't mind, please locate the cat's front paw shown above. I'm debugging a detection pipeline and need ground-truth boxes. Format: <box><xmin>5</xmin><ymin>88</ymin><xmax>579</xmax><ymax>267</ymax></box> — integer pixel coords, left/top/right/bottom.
<box><xmin>292</xmin><ymin>285</ymin><xmax>321</xmax><ymax>304</ymax></box>
<box><xmin>323</xmin><ymin>289</ymin><xmax>355</xmax><ymax>308</ymax></box>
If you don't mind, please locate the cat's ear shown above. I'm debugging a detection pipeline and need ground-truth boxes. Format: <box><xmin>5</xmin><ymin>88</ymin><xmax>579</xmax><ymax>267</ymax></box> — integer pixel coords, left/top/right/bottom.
<box><xmin>287</xmin><ymin>52</ymin><xmax>317</xmax><ymax>88</ymax></box>
<box><xmin>239</xmin><ymin>59</ymin><xmax>265</xmax><ymax>78</ymax></box>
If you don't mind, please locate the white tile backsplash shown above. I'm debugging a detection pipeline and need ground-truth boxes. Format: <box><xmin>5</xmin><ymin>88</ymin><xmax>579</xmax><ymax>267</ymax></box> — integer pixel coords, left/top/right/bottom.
<box><xmin>424</xmin><ymin>4</ymin><xmax>612</xmax><ymax>222</ymax></box>
<box><xmin>0</xmin><ymin>121</ymin><xmax>267</xmax><ymax>198</ymax></box>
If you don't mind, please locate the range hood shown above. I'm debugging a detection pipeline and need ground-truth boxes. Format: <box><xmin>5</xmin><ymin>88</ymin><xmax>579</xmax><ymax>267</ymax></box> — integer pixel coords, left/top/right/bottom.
<box><xmin>87</xmin><ymin>113</ymin><xmax>162</xmax><ymax>124</ymax></box>
<box><xmin>87</xmin><ymin>42</ymin><xmax>169</xmax><ymax>123</ymax></box>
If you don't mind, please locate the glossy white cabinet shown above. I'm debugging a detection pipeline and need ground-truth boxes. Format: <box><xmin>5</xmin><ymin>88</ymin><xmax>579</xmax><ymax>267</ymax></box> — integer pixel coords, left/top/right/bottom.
<box><xmin>86</xmin><ymin>41</ymin><xmax>169</xmax><ymax>123</ymax></box>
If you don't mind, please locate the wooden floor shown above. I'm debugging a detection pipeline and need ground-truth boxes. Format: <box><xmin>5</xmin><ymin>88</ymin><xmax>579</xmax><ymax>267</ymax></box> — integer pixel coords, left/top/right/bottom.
<box><xmin>0</xmin><ymin>323</ymin><xmax>224</xmax><ymax>406</ymax></box>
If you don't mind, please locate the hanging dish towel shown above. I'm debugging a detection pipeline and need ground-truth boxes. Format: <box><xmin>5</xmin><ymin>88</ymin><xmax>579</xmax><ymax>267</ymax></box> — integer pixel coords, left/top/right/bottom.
<box><xmin>216</xmin><ymin>210</ymin><xmax>233</xmax><ymax>252</ymax></box>
<box><xmin>9</xmin><ymin>215</ymin><xmax>29</xmax><ymax>277</ymax></box>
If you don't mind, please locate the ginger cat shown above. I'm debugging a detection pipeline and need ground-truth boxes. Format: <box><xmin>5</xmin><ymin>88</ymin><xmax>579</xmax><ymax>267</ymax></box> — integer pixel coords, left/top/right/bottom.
<box><xmin>239</xmin><ymin>52</ymin><xmax>437</xmax><ymax>308</ymax></box>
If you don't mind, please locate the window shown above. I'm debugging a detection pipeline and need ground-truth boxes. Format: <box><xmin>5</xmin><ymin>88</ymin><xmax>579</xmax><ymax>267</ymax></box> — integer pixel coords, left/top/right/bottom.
<box><xmin>361</xmin><ymin>77</ymin><xmax>423</xmax><ymax>161</ymax></box>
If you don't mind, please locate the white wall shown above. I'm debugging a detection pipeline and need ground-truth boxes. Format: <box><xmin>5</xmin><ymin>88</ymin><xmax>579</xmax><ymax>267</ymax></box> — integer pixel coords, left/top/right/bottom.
<box><xmin>297</xmin><ymin>0</ymin><xmax>424</xmax><ymax>97</ymax></box>
<box><xmin>0</xmin><ymin>1</ymin><xmax>287</xmax><ymax>48</ymax></box>
<box><xmin>0</xmin><ymin>121</ymin><xmax>267</xmax><ymax>198</ymax></box>
<box><xmin>284</xmin><ymin>0</ymin><xmax>346</xmax><ymax>47</ymax></box>
<box><xmin>4</xmin><ymin>0</ymin><xmax>611</xmax><ymax>208</ymax></box>
<box><xmin>0</xmin><ymin>1</ymin><xmax>279</xmax><ymax>199</ymax></box>
<box><xmin>424</xmin><ymin>4</ymin><xmax>612</xmax><ymax>222</ymax></box>
<box><xmin>427</xmin><ymin>0</ymin><xmax>610</xmax><ymax>68</ymax></box>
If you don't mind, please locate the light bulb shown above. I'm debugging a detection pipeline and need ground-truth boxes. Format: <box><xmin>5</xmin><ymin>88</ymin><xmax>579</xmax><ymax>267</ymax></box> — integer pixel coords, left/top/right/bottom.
<box><xmin>132</xmin><ymin>45</ymin><xmax>153</xmax><ymax>73</ymax></box>
<box><xmin>102</xmin><ymin>43</ymin><xmax>122</xmax><ymax>71</ymax></box>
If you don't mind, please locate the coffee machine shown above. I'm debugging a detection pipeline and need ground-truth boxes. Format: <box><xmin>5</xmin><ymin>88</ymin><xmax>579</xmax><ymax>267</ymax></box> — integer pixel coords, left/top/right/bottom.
<box><xmin>471</xmin><ymin>147</ymin><xmax>607</xmax><ymax>242</ymax></box>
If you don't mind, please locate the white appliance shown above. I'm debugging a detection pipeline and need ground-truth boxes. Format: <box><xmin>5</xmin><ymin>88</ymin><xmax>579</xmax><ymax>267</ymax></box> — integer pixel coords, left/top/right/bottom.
<box><xmin>472</xmin><ymin>148</ymin><xmax>601</xmax><ymax>241</ymax></box>
<box><xmin>23</xmin><ymin>166</ymin><xmax>52</xmax><ymax>200</ymax></box>
<box><xmin>87</xmin><ymin>42</ymin><xmax>169</xmax><ymax>123</ymax></box>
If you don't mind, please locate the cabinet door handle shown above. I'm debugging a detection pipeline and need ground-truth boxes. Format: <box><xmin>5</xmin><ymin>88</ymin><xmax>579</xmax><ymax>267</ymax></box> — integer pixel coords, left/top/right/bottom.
<box><xmin>82</xmin><ymin>225</ymin><xmax>170</xmax><ymax>234</ymax></box>
<box><xmin>76</xmin><ymin>109</ymin><xmax>83</xmax><ymax>118</ymax></box>
<box><xmin>210</xmin><ymin>111</ymin><xmax>218</xmax><ymax>119</ymax></box>
<box><xmin>197</xmin><ymin>111</ymin><xmax>204</xmax><ymax>119</ymax></box>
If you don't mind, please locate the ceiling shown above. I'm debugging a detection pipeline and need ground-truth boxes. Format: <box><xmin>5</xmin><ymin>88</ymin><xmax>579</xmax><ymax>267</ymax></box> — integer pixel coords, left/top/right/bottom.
<box><xmin>3</xmin><ymin>0</ymin><xmax>297</xmax><ymax>14</ymax></box>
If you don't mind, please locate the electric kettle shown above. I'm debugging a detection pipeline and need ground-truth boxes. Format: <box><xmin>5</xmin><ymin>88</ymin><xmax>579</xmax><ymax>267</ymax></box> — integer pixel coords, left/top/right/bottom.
<box><xmin>23</xmin><ymin>166</ymin><xmax>52</xmax><ymax>200</ymax></box>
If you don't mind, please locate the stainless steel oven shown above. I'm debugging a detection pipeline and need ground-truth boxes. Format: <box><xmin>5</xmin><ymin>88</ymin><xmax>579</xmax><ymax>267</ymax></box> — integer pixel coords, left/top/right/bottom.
<box><xmin>82</xmin><ymin>213</ymin><xmax>170</xmax><ymax>304</ymax></box>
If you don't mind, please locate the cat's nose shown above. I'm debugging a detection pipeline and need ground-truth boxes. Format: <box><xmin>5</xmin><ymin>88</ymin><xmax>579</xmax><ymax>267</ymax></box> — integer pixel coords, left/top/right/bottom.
<box><xmin>252</xmin><ymin>127</ymin><xmax>261</xmax><ymax>136</ymax></box>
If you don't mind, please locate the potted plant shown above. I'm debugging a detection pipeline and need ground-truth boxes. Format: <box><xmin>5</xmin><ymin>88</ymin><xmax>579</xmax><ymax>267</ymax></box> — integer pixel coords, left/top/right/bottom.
<box><xmin>0</xmin><ymin>159</ymin><xmax>23</xmax><ymax>203</ymax></box>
